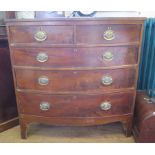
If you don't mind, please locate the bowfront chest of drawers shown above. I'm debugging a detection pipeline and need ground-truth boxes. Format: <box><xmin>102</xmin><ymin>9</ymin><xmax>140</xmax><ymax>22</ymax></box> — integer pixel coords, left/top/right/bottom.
<box><xmin>6</xmin><ymin>18</ymin><xmax>144</xmax><ymax>139</ymax></box>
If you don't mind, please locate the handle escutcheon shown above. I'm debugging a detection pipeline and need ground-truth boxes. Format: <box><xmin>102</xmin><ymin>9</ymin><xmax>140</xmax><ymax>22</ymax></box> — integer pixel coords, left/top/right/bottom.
<box><xmin>103</xmin><ymin>27</ymin><xmax>115</xmax><ymax>41</ymax></box>
<box><xmin>103</xmin><ymin>51</ymin><xmax>113</xmax><ymax>61</ymax></box>
<box><xmin>100</xmin><ymin>101</ymin><xmax>112</xmax><ymax>111</ymax></box>
<box><xmin>38</xmin><ymin>76</ymin><xmax>49</xmax><ymax>85</ymax></box>
<box><xmin>101</xmin><ymin>75</ymin><xmax>113</xmax><ymax>85</ymax></box>
<box><xmin>36</xmin><ymin>52</ymin><xmax>48</xmax><ymax>62</ymax></box>
<box><xmin>40</xmin><ymin>102</ymin><xmax>50</xmax><ymax>111</ymax></box>
<box><xmin>34</xmin><ymin>28</ymin><xmax>47</xmax><ymax>42</ymax></box>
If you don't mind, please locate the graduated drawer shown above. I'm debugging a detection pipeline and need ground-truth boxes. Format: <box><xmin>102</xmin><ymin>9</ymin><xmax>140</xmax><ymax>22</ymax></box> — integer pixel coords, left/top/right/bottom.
<box><xmin>15</xmin><ymin>68</ymin><xmax>136</xmax><ymax>93</ymax></box>
<box><xmin>76</xmin><ymin>24</ymin><xmax>141</xmax><ymax>44</ymax></box>
<box><xmin>18</xmin><ymin>91</ymin><xmax>134</xmax><ymax>117</ymax></box>
<box><xmin>12</xmin><ymin>46</ymin><xmax>138</xmax><ymax>68</ymax></box>
<box><xmin>9</xmin><ymin>25</ymin><xmax>74</xmax><ymax>44</ymax></box>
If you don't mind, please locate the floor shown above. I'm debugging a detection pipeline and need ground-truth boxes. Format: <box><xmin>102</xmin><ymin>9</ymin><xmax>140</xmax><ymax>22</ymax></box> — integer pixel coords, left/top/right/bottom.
<box><xmin>0</xmin><ymin>122</ymin><xmax>135</xmax><ymax>143</ymax></box>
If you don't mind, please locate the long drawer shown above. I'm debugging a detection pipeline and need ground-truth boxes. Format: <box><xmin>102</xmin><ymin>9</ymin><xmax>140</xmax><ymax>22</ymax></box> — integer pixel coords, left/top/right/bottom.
<box><xmin>18</xmin><ymin>91</ymin><xmax>134</xmax><ymax>117</ymax></box>
<box><xmin>9</xmin><ymin>25</ymin><xmax>74</xmax><ymax>44</ymax></box>
<box><xmin>76</xmin><ymin>24</ymin><xmax>141</xmax><ymax>44</ymax></box>
<box><xmin>12</xmin><ymin>46</ymin><xmax>138</xmax><ymax>68</ymax></box>
<box><xmin>15</xmin><ymin>68</ymin><xmax>136</xmax><ymax>93</ymax></box>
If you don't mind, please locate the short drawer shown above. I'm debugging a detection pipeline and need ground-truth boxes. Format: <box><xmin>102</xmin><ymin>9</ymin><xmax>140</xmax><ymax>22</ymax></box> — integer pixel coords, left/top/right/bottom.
<box><xmin>12</xmin><ymin>46</ymin><xmax>138</xmax><ymax>68</ymax></box>
<box><xmin>9</xmin><ymin>25</ymin><xmax>74</xmax><ymax>44</ymax></box>
<box><xmin>18</xmin><ymin>91</ymin><xmax>134</xmax><ymax>117</ymax></box>
<box><xmin>15</xmin><ymin>68</ymin><xmax>136</xmax><ymax>93</ymax></box>
<box><xmin>76</xmin><ymin>24</ymin><xmax>141</xmax><ymax>44</ymax></box>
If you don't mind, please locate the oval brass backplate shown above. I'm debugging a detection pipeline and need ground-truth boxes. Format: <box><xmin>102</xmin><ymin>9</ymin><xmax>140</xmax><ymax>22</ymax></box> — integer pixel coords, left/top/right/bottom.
<box><xmin>34</xmin><ymin>28</ymin><xmax>47</xmax><ymax>42</ymax></box>
<box><xmin>101</xmin><ymin>75</ymin><xmax>113</xmax><ymax>85</ymax></box>
<box><xmin>38</xmin><ymin>76</ymin><xmax>49</xmax><ymax>85</ymax></box>
<box><xmin>103</xmin><ymin>27</ymin><xmax>115</xmax><ymax>41</ymax></box>
<box><xmin>40</xmin><ymin>101</ymin><xmax>50</xmax><ymax>111</ymax></box>
<box><xmin>36</xmin><ymin>52</ymin><xmax>48</xmax><ymax>62</ymax></box>
<box><xmin>100</xmin><ymin>101</ymin><xmax>112</xmax><ymax>110</ymax></box>
<box><xmin>103</xmin><ymin>51</ymin><xmax>113</xmax><ymax>61</ymax></box>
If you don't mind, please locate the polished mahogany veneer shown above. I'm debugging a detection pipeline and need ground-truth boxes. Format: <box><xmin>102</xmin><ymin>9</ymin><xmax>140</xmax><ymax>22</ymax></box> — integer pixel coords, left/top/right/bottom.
<box><xmin>9</xmin><ymin>25</ymin><xmax>74</xmax><ymax>44</ymax></box>
<box><xmin>15</xmin><ymin>68</ymin><xmax>136</xmax><ymax>93</ymax></box>
<box><xmin>76</xmin><ymin>24</ymin><xmax>141</xmax><ymax>44</ymax></box>
<box><xmin>18</xmin><ymin>91</ymin><xmax>134</xmax><ymax>117</ymax></box>
<box><xmin>12</xmin><ymin>46</ymin><xmax>138</xmax><ymax>68</ymax></box>
<box><xmin>6</xmin><ymin>17</ymin><xmax>144</xmax><ymax>139</ymax></box>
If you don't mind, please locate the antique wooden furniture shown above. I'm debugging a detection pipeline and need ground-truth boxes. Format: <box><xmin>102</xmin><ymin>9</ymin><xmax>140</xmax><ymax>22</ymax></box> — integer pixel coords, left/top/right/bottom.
<box><xmin>133</xmin><ymin>91</ymin><xmax>155</xmax><ymax>142</ymax></box>
<box><xmin>0</xmin><ymin>12</ymin><xmax>18</xmax><ymax>132</ymax></box>
<box><xmin>6</xmin><ymin>17</ymin><xmax>144</xmax><ymax>139</ymax></box>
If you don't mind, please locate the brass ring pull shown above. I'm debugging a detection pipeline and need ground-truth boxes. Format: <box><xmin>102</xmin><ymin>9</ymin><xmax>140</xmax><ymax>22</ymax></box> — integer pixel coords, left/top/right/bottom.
<box><xmin>100</xmin><ymin>101</ymin><xmax>112</xmax><ymax>111</ymax></box>
<box><xmin>40</xmin><ymin>102</ymin><xmax>50</xmax><ymax>111</ymax></box>
<box><xmin>103</xmin><ymin>27</ymin><xmax>115</xmax><ymax>41</ymax></box>
<box><xmin>103</xmin><ymin>51</ymin><xmax>113</xmax><ymax>61</ymax></box>
<box><xmin>101</xmin><ymin>75</ymin><xmax>113</xmax><ymax>85</ymax></box>
<box><xmin>38</xmin><ymin>76</ymin><xmax>49</xmax><ymax>85</ymax></box>
<box><xmin>34</xmin><ymin>27</ymin><xmax>47</xmax><ymax>42</ymax></box>
<box><xmin>36</xmin><ymin>52</ymin><xmax>48</xmax><ymax>62</ymax></box>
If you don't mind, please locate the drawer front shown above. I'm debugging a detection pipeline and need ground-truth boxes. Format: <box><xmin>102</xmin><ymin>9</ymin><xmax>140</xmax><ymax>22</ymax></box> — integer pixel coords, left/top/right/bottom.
<box><xmin>18</xmin><ymin>91</ymin><xmax>134</xmax><ymax>117</ymax></box>
<box><xmin>9</xmin><ymin>25</ymin><xmax>74</xmax><ymax>44</ymax></box>
<box><xmin>12</xmin><ymin>46</ymin><xmax>138</xmax><ymax>67</ymax></box>
<box><xmin>76</xmin><ymin>24</ymin><xmax>141</xmax><ymax>44</ymax></box>
<box><xmin>15</xmin><ymin>68</ymin><xmax>136</xmax><ymax>93</ymax></box>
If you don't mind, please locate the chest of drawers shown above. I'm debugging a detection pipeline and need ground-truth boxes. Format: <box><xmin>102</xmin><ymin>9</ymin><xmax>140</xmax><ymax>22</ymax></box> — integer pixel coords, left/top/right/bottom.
<box><xmin>6</xmin><ymin>18</ymin><xmax>144</xmax><ymax>139</ymax></box>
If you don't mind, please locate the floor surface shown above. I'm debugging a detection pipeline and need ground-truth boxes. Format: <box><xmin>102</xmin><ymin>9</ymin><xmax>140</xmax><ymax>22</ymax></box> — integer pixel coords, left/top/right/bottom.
<box><xmin>0</xmin><ymin>122</ymin><xmax>135</xmax><ymax>143</ymax></box>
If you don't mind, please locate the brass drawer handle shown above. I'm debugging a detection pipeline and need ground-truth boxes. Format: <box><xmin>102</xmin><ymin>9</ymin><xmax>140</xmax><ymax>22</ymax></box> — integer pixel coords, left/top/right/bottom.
<box><xmin>103</xmin><ymin>27</ymin><xmax>115</xmax><ymax>41</ymax></box>
<box><xmin>103</xmin><ymin>51</ymin><xmax>113</xmax><ymax>61</ymax></box>
<box><xmin>36</xmin><ymin>52</ymin><xmax>48</xmax><ymax>62</ymax></box>
<box><xmin>40</xmin><ymin>102</ymin><xmax>50</xmax><ymax>111</ymax></box>
<box><xmin>34</xmin><ymin>28</ymin><xmax>47</xmax><ymax>42</ymax></box>
<box><xmin>100</xmin><ymin>101</ymin><xmax>112</xmax><ymax>111</ymax></box>
<box><xmin>38</xmin><ymin>76</ymin><xmax>49</xmax><ymax>85</ymax></box>
<box><xmin>101</xmin><ymin>76</ymin><xmax>113</xmax><ymax>85</ymax></box>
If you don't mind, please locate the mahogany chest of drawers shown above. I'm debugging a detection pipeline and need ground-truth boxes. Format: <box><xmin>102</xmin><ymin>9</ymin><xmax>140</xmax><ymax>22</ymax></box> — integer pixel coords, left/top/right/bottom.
<box><xmin>6</xmin><ymin>18</ymin><xmax>144</xmax><ymax>139</ymax></box>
